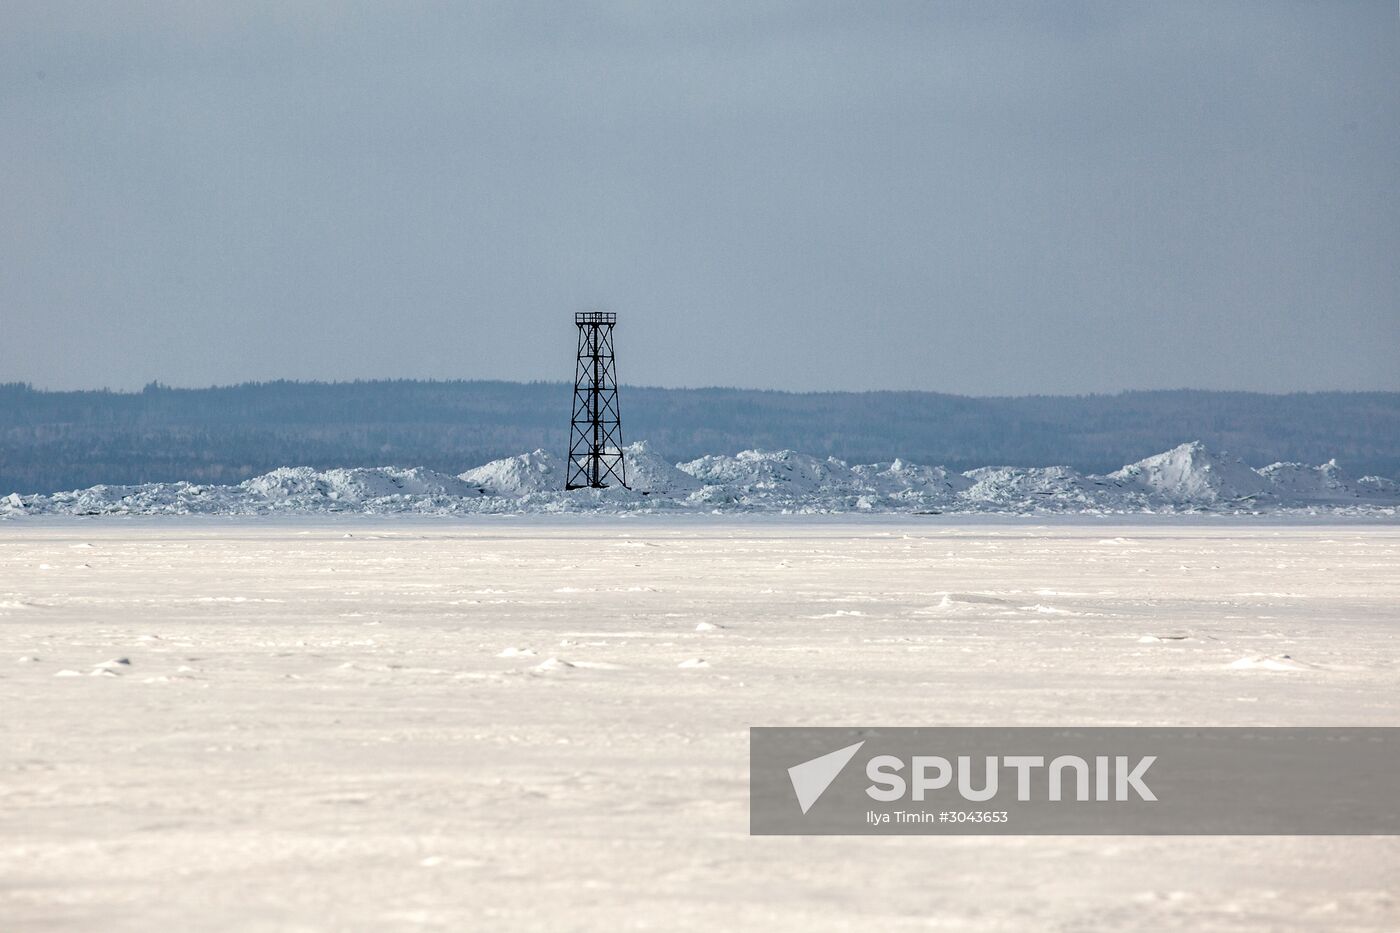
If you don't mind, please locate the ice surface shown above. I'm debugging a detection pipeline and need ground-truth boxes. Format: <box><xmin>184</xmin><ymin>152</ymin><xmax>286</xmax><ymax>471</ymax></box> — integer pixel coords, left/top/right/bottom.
<box><xmin>0</xmin><ymin>519</ymin><xmax>1396</xmax><ymax>930</ymax></box>
<box><xmin>4</xmin><ymin>440</ymin><xmax>1399</xmax><ymax>518</ymax></box>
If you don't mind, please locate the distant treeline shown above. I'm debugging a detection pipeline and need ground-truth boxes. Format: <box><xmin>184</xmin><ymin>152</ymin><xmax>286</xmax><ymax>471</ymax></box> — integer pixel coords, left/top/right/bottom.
<box><xmin>2</xmin><ymin>380</ymin><xmax>1398</xmax><ymax>494</ymax></box>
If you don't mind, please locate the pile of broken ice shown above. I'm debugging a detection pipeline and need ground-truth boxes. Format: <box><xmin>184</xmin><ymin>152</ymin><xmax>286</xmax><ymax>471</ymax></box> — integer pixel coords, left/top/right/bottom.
<box><xmin>5</xmin><ymin>441</ymin><xmax>1397</xmax><ymax>517</ymax></box>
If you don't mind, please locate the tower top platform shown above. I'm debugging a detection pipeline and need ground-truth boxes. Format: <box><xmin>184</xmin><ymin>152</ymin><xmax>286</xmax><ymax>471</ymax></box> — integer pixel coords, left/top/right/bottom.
<box><xmin>575</xmin><ymin>311</ymin><xmax>616</xmax><ymax>324</ymax></box>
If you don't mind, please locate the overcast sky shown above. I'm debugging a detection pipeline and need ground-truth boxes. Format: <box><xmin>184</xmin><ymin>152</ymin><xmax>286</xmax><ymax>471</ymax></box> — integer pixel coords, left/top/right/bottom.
<box><xmin>3</xmin><ymin>2</ymin><xmax>1397</xmax><ymax>394</ymax></box>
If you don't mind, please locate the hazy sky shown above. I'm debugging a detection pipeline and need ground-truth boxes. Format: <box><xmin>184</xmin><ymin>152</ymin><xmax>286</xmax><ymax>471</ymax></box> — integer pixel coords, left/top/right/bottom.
<box><xmin>3</xmin><ymin>2</ymin><xmax>1397</xmax><ymax>394</ymax></box>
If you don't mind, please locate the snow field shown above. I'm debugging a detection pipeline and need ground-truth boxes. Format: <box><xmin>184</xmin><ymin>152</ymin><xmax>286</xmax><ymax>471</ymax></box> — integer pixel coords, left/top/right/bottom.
<box><xmin>1</xmin><ymin>519</ymin><xmax>1397</xmax><ymax>930</ymax></box>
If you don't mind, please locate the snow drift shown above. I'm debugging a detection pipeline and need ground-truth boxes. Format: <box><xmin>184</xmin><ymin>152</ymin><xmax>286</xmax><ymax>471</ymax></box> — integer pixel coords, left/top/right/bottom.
<box><xmin>4</xmin><ymin>441</ymin><xmax>1397</xmax><ymax>518</ymax></box>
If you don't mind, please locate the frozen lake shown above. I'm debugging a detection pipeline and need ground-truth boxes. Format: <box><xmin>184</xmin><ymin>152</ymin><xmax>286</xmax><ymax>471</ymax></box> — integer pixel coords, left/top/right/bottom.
<box><xmin>2</xmin><ymin>518</ymin><xmax>1398</xmax><ymax>930</ymax></box>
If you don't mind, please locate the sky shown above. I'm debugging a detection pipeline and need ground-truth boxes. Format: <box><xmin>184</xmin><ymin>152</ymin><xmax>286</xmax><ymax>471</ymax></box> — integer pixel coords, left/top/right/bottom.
<box><xmin>2</xmin><ymin>2</ymin><xmax>1397</xmax><ymax>395</ymax></box>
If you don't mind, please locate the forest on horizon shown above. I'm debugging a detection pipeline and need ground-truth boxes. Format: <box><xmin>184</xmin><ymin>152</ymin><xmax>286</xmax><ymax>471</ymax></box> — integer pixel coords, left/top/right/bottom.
<box><xmin>3</xmin><ymin>380</ymin><xmax>1398</xmax><ymax>494</ymax></box>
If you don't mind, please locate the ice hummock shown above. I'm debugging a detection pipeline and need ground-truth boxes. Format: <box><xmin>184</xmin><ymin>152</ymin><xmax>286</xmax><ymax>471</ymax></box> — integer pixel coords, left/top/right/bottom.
<box><xmin>1258</xmin><ymin>459</ymin><xmax>1364</xmax><ymax>503</ymax></box>
<box><xmin>246</xmin><ymin>466</ymin><xmax>475</xmax><ymax>502</ymax></box>
<box><xmin>678</xmin><ymin>449</ymin><xmax>854</xmax><ymax>493</ymax></box>
<box><xmin>459</xmin><ymin>442</ymin><xmax>701</xmax><ymax>497</ymax></box>
<box><xmin>620</xmin><ymin>441</ymin><xmax>705</xmax><ymax>495</ymax></box>
<box><xmin>6</xmin><ymin>441</ymin><xmax>1398</xmax><ymax>517</ymax></box>
<box><xmin>458</xmin><ymin>449</ymin><xmax>558</xmax><ymax>496</ymax></box>
<box><xmin>1111</xmin><ymin>441</ymin><xmax>1269</xmax><ymax>503</ymax></box>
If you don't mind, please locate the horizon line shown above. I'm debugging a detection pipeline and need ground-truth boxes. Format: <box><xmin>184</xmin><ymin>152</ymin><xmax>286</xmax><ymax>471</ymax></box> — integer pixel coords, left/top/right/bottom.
<box><xmin>4</xmin><ymin>379</ymin><xmax>1399</xmax><ymax>401</ymax></box>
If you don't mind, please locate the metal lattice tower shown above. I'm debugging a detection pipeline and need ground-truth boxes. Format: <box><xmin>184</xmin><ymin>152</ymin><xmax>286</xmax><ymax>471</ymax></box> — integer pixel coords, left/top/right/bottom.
<box><xmin>566</xmin><ymin>311</ymin><xmax>628</xmax><ymax>489</ymax></box>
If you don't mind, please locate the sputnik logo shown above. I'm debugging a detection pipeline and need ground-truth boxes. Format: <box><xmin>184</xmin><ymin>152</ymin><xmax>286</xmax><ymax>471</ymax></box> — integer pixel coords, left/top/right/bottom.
<box><xmin>787</xmin><ymin>741</ymin><xmax>865</xmax><ymax>814</ymax></box>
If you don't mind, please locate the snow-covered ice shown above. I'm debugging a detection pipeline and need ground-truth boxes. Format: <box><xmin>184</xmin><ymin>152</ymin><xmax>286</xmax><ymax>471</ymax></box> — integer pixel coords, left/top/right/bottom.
<box><xmin>1</xmin><ymin>517</ymin><xmax>1397</xmax><ymax>930</ymax></box>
